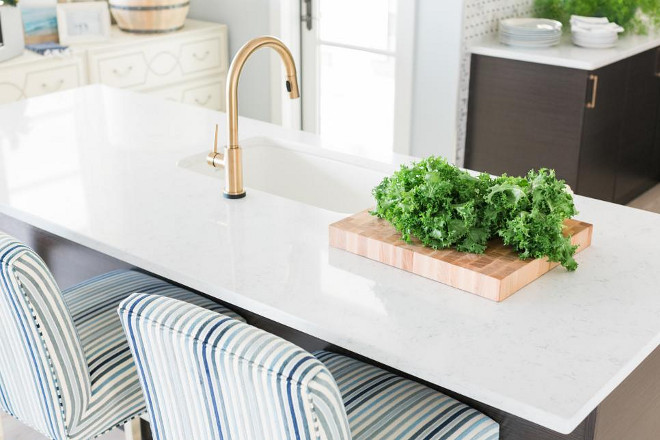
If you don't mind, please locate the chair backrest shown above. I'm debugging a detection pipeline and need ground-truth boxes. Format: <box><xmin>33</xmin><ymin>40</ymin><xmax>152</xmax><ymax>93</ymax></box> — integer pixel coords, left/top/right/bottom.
<box><xmin>119</xmin><ymin>293</ymin><xmax>352</xmax><ymax>440</ymax></box>
<box><xmin>0</xmin><ymin>233</ymin><xmax>90</xmax><ymax>439</ymax></box>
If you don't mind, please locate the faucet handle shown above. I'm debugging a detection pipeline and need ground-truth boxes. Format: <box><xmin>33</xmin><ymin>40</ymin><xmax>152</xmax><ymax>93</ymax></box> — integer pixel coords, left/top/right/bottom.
<box><xmin>213</xmin><ymin>124</ymin><xmax>219</xmax><ymax>153</ymax></box>
<box><xmin>207</xmin><ymin>124</ymin><xmax>225</xmax><ymax>168</ymax></box>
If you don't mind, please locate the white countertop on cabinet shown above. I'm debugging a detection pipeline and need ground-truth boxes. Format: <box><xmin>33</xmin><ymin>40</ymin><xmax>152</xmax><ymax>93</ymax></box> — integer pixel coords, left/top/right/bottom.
<box><xmin>2</xmin><ymin>86</ymin><xmax>660</xmax><ymax>435</ymax></box>
<box><xmin>470</xmin><ymin>33</ymin><xmax>660</xmax><ymax>70</ymax></box>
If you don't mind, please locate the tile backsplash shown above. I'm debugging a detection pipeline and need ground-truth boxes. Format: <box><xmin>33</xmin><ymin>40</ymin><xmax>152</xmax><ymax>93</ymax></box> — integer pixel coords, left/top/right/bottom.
<box><xmin>457</xmin><ymin>0</ymin><xmax>535</xmax><ymax>166</ymax></box>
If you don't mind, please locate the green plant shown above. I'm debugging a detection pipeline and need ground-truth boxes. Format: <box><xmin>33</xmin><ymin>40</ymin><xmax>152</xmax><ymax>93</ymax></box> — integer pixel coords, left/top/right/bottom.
<box><xmin>534</xmin><ymin>0</ymin><xmax>660</xmax><ymax>33</ymax></box>
<box><xmin>0</xmin><ymin>0</ymin><xmax>19</xmax><ymax>6</ymax></box>
<box><xmin>371</xmin><ymin>157</ymin><xmax>579</xmax><ymax>270</ymax></box>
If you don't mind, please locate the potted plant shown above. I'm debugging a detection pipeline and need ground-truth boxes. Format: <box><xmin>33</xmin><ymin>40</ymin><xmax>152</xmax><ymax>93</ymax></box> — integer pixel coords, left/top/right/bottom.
<box><xmin>534</xmin><ymin>0</ymin><xmax>660</xmax><ymax>33</ymax></box>
<box><xmin>0</xmin><ymin>0</ymin><xmax>26</xmax><ymax>62</ymax></box>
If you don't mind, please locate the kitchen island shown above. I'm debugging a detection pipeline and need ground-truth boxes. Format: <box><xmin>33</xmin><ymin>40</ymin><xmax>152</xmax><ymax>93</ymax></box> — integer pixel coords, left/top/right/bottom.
<box><xmin>1</xmin><ymin>86</ymin><xmax>660</xmax><ymax>439</ymax></box>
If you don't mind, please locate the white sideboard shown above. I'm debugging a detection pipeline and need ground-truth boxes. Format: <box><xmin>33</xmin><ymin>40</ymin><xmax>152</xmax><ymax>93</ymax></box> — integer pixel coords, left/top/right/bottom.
<box><xmin>0</xmin><ymin>19</ymin><xmax>227</xmax><ymax>110</ymax></box>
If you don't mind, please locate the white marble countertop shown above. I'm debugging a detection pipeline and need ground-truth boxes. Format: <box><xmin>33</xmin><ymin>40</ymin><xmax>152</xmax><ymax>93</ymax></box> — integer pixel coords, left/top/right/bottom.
<box><xmin>470</xmin><ymin>33</ymin><xmax>660</xmax><ymax>70</ymax></box>
<box><xmin>2</xmin><ymin>86</ymin><xmax>660</xmax><ymax>434</ymax></box>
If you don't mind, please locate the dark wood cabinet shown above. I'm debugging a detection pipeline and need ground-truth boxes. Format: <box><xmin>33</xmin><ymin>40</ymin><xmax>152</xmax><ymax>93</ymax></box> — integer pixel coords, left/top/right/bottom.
<box><xmin>614</xmin><ymin>49</ymin><xmax>660</xmax><ymax>203</ymax></box>
<box><xmin>577</xmin><ymin>61</ymin><xmax>627</xmax><ymax>201</ymax></box>
<box><xmin>465</xmin><ymin>47</ymin><xmax>660</xmax><ymax>204</ymax></box>
<box><xmin>655</xmin><ymin>50</ymin><xmax>660</xmax><ymax>181</ymax></box>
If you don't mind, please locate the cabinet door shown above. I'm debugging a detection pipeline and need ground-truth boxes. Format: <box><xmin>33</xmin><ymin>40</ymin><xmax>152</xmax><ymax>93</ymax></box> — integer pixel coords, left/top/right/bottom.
<box><xmin>613</xmin><ymin>48</ymin><xmax>660</xmax><ymax>204</ymax></box>
<box><xmin>576</xmin><ymin>61</ymin><xmax>628</xmax><ymax>201</ymax></box>
<box><xmin>465</xmin><ymin>56</ymin><xmax>588</xmax><ymax>188</ymax></box>
<box><xmin>654</xmin><ymin>48</ymin><xmax>660</xmax><ymax>182</ymax></box>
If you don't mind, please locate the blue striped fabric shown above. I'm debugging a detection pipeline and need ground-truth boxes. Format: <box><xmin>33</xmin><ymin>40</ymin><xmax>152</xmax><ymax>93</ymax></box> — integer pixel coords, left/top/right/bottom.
<box><xmin>0</xmin><ymin>232</ymin><xmax>243</xmax><ymax>440</ymax></box>
<box><xmin>119</xmin><ymin>293</ymin><xmax>351</xmax><ymax>440</ymax></box>
<box><xmin>314</xmin><ymin>352</ymin><xmax>499</xmax><ymax>440</ymax></box>
<box><xmin>119</xmin><ymin>293</ymin><xmax>499</xmax><ymax>440</ymax></box>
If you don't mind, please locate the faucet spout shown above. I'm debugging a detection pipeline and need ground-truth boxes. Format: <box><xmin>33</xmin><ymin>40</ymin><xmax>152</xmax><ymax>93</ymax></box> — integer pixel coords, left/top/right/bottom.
<box><xmin>227</xmin><ymin>36</ymin><xmax>300</xmax><ymax>148</ymax></box>
<box><xmin>208</xmin><ymin>36</ymin><xmax>299</xmax><ymax>199</ymax></box>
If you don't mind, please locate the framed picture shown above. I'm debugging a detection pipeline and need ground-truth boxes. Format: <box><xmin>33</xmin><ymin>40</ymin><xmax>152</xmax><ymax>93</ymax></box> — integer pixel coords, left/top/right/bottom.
<box><xmin>21</xmin><ymin>0</ymin><xmax>59</xmax><ymax>45</ymax></box>
<box><xmin>56</xmin><ymin>1</ymin><xmax>110</xmax><ymax>44</ymax></box>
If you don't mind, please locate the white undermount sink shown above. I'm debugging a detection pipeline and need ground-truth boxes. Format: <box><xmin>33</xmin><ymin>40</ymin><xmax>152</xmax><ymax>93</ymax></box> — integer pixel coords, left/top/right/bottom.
<box><xmin>177</xmin><ymin>137</ymin><xmax>395</xmax><ymax>214</ymax></box>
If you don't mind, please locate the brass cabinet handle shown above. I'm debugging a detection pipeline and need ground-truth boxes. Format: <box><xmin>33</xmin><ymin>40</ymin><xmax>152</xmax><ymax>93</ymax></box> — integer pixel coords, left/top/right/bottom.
<box><xmin>586</xmin><ymin>74</ymin><xmax>598</xmax><ymax>109</ymax></box>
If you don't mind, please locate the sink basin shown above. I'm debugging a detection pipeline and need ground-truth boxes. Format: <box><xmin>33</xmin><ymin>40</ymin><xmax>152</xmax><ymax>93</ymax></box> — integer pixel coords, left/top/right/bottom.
<box><xmin>178</xmin><ymin>137</ymin><xmax>396</xmax><ymax>214</ymax></box>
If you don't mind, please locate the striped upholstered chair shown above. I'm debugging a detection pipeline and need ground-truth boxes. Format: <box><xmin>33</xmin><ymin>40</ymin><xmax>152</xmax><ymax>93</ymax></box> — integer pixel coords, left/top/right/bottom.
<box><xmin>0</xmin><ymin>232</ymin><xmax>243</xmax><ymax>440</ymax></box>
<box><xmin>119</xmin><ymin>293</ymin><xmax>500</xmax><ymax>440</ymax></box>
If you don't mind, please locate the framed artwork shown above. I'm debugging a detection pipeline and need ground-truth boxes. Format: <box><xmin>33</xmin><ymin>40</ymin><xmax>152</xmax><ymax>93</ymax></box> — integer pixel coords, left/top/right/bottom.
<box><xmin>56</xmin><ymin>1</ymin><xmax>110</xmax><ymax>44</ymax></box>
<box><xmin>20</xmin><ymin>0</ymin><xmax>59</xmax><ymax>45</ymax></box>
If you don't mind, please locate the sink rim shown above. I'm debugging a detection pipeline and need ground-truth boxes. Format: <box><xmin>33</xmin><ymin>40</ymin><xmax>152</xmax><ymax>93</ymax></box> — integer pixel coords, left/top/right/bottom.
<box><xmin>177</xmin><ymin>136</ymin><xmax>397</xmax><ymax>215</ymax></box>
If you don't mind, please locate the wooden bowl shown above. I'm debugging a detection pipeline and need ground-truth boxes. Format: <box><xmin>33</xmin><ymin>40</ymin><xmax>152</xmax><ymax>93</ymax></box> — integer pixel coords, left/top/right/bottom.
<box><xmin>109</xmin><ymin>0</ymin><xmax>189</xmax><ymax>34</ymax></box>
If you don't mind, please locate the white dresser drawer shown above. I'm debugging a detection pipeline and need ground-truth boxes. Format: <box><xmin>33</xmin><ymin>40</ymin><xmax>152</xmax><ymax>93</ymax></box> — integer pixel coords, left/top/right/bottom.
<box><xmin>0</xmin><ymin>54</ymin><xmax>86</xmax><ymax>104</ymax></box>
<box><xmin>0</xmin><ymin>21</ymin><xmax>227</xmax><ymax>105</ymax></box>
<box><xmin>88</xmin><ymin>26</ymin><xmax>227</xmax><ymax>91</ymax></box>
<box><xmin>182</xmin><ymin>82</ymin><xmax>223</xmax><ymax>109</ymax></box>
<box><xmin>24</xmin><ymin>64</ymin><xmax>82</xmax><ymax>97</ymax></box>
<box><xmin>147</xmin><ymin>76</ymin><xmax>225</xmax><ymax>111</ymax></box>
<box><xmin>180</xmin><ymin>37</ymin><xmax>224</xmax><ymax>74</ymax></box>
<box><xmin>97</xmin><ymin>53</ymin><xmax>148</xmax><ymax>88</ymax></box>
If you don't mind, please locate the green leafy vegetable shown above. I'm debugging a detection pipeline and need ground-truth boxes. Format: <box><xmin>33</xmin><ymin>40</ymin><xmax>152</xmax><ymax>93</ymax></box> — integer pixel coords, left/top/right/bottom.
<box><xmin>533</xmin><ymin>0</ymin><xmax>660</xmax><ymax>34</ymax></box>
<box><xmin>371</xmin><ymin>157</ymin><xmax>579</xmax><ymax>270</ymax></box>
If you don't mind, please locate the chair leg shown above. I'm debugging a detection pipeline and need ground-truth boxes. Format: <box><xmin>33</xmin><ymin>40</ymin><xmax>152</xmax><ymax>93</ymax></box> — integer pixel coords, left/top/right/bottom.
<box><xmin>124</xmin><ymin>417</ymin><xmax>141</xmax><ymax>440</ymax></box>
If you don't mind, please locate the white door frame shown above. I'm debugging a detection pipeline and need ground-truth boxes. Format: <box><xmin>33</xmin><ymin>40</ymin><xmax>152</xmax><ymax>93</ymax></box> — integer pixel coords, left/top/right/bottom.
<box><xmin>392</xmin><ymin>1</ymin><xmax>416</xmax><ymax>155</ymax></box>
<box><xmin>269</xmin><ymin>0</ymin><xmax>303</xmax><ymax>130</ymax></box>
<box><xmin>273</xmin><ymin>0</ymin><xmax>416</xmax><ymax>154</ymax></box>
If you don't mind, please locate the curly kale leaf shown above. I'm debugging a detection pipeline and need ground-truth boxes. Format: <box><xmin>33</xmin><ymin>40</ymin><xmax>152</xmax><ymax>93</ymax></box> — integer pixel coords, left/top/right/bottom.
<box><xmin>371</xmin><ymin>159</ymin><xmax>580</xmax><ymax>271</ymax></box>
<box><xmin>371</xmin><ymin>157</ymin><xmax>496</xmax><ymax>255</ymax></box>
<box><xmin>487</xmin><ymin>169</ymin><xmax>578</xmax><ymax>271</ymax></box>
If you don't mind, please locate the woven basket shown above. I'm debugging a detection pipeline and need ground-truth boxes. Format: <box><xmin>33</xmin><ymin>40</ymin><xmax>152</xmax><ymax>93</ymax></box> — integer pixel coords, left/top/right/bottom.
<box><xmin>109</xmin><ymin>0</ymin><xmax>189</xmax><ymax>34</ymax></box>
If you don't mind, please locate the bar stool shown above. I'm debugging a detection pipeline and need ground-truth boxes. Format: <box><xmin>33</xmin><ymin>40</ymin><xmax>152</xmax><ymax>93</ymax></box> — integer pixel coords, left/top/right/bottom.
<box><xmin>0</xmin><ymin>232</ymin><xmax>244</xmax><ymax>440</ymax></box>
<box><xmin>119</xmin><ymin>293</ymin><xmax>500</xmax><ymax>440</ymax></box>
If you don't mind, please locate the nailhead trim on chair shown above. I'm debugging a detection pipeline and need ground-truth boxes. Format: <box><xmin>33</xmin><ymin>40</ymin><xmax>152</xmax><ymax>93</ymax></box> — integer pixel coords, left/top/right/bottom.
<box><xmin>0</xmin><ymin>232</ymin><xmax>244</xmax><ymax>440</ymax></box>
<box><xmin>119</xmin><ymin>293</ymin><xmax>500</xmax><ymax>440</ymax></box>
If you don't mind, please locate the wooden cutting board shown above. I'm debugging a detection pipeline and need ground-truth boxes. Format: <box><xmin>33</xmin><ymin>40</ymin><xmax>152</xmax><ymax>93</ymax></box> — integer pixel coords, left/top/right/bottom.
<box><xmin>329</xmin><ymin>210</ymin><xmax>593</xmax><ymax>302</ymax></box>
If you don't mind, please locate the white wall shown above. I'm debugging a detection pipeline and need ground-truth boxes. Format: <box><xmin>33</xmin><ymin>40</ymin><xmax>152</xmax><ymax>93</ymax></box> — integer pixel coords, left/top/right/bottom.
<box><xmin>187</xmin><ymin>0</ymin><xmax>534</xmax><ymax>164</ymax></box>
<box><xmin>409</xmin><ymin>0</ymin><xmax>464</xmax><ymax>162</ymax></box>
<box><xmin>188</xmin><ymin>0</ymin><xmax>273</xmax><ymax>122</ymax></box>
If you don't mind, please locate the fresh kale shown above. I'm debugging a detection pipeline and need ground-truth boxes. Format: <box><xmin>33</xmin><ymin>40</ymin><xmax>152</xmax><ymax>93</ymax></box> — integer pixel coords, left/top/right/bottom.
<box><xmin>371</xmin><ymin>157</ymin><xmax>579</xmax><ymax>270</ymax></box>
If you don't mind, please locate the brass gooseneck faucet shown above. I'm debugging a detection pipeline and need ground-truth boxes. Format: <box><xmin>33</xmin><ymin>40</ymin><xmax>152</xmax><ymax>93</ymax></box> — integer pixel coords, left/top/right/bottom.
<box><xmin>207</xmin><ymin>36</ymin><xmax>300</xmax><ymax>199</ymax></box>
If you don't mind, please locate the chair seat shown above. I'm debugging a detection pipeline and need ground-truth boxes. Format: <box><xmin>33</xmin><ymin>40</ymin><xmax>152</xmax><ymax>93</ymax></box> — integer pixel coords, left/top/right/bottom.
<box><xmin>314</xmin><ymin>351</ymin><xmax>499</xmax><ymax>440</ymax></box>
<box><xmin>64</xmin><ymin>270</ymin><xmax>244</xmax><ymax>392</ymax></box>
<box><xmin>59</xmin><ymin>269</ymin><xmax>244</xmax><ymax>438</ymax></box>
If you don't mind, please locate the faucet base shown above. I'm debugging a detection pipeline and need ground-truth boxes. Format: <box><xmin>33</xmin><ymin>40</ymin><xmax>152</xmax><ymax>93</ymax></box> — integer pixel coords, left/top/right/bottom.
<box><xmin>223</xmin><ymin>191</ymin><xmax>246</xmax><ymax>199</ymax></box>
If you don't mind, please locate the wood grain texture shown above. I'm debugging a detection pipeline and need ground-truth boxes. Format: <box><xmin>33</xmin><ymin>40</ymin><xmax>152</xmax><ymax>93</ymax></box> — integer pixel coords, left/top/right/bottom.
<box><xmin>593</xmin><ymin>344</ymin><xmax>660</xmax><ymax>440</ymax></box>
<box><xmin>109</xmin><ymin>0</ymin><xmax>189</xmax><ymax>33</ymax></box>
<box><xmin>613</xmin><ymin>48</ymin><xmax>660</xmax><ymax>204</ymax></box>
<box><xmin>465</xmin><ymin>55</ymin><xmax>588</xmax><ymax>189</ymax></box>
<box><xmin>577</xmin><ymin>58</ymin><xmax>628</xmax><ymax>202</ymax></box>
<box><xmin>329</xmin><ymin>211</ymin><xmax>593</xmax><ymax>302</ymax></box>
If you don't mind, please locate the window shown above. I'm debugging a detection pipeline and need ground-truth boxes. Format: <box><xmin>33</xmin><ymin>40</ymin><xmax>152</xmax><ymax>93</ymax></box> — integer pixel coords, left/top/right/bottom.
<box><xmin>301</xmin><ymin>0</ymin><xmax>413</xmax><ymax>157</ymax></box>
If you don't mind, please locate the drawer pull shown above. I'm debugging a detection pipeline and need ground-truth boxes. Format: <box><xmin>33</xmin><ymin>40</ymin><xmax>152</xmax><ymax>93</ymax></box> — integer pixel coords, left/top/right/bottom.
<box><xmin>112</xmin><ymin>66</ymin><xmax>134</xmax><ymax>76</ymax></box>
<box><xmin>192</xmin><ymin>50</ymin><xmax>210</xmax><ymax>61</ymax></box>
<box><xmin>41</xmin><ymin>79</ymin><xmax>65</xmax><ymax>91</ymax></box>
<box><xmin>656</xmin><ymin>48</ymin><xmax>660</xmax><ymax>78</ymax></box>
<box><xmin>586</xmin><ymin>74</ymin><xmax>598</xmax><ymax>109</ymax></box>
<box><xmin>194</xmin><ymin>94</ymin><xmax>212</xmax><ymax>106</ymax></box>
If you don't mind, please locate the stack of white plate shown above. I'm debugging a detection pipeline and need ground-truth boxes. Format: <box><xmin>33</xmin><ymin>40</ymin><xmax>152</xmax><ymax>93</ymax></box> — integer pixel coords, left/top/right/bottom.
<box><xmin>499</xmin><ymin>18</ymin><xmax>562</xmax><ymax>48</ymax></box>
<box><xmin>570</xmin><ymin>16</ymin><xmax>624</xmax><ymax>49</ymax></box>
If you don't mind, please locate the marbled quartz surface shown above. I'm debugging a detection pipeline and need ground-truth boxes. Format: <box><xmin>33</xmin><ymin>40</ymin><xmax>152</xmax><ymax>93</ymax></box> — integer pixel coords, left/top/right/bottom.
<box><xmin>1</xmin><ymin>86</ymin><xmax>660</xmax><ymax>435</ymax></box>
<box><xmin>470</xmin><ymin>33</ymin><xmax>660</xmax><ymax>70</ymax></box>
